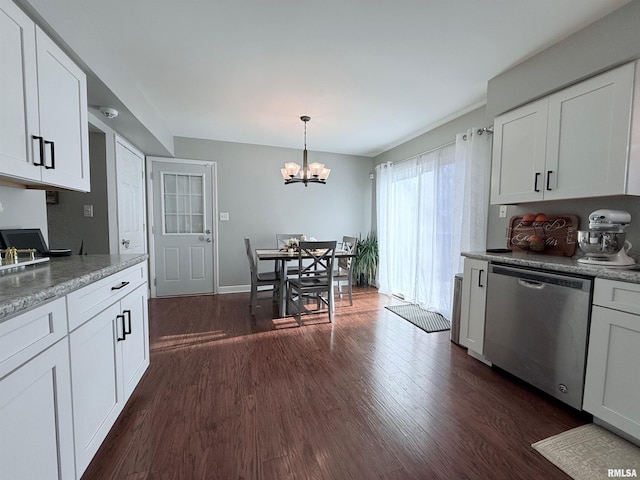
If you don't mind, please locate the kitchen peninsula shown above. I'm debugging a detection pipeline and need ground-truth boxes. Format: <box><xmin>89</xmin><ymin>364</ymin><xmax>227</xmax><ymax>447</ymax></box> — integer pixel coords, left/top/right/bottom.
<box><xmin>0</xmin><ymin>254</ymin><xmax>149</xmax><ymax>480</ymax></box>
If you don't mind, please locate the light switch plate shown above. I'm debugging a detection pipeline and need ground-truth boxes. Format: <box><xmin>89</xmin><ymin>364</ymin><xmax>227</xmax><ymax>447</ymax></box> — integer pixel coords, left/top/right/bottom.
<box><xmin>499</xmin><ymin>205</ymin><xmax>508</xmax><ymax>218</ymax></box>
<box><xmin>219</xmin><ymin>212</ymin><xmax>229</xmax><ymax>221</ymax></box>
<box><xmin>83</xmin><ymin>205</ymin><xmax>94</xmax><ymax>217</ymax></box>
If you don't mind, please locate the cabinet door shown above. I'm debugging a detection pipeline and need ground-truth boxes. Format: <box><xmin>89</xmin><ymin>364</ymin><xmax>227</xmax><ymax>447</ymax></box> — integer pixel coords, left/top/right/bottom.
<box><xmin>459</xmin><ymin>258</ymin><xmax>488</xmax><ymax>354</ymax></box>
<box><xmin>0</xmin><ymin>0</ymin><xmax>40</xmax><ymax>182</ymax></box>
<box><xmin>69</xmin><ymin>302</ymin><xmax>124</xmax><ymax>476</ymax></box>
<box><xmin>583</xmin><ymin>305</ymin><xmax>640</xmax><ymax>441</ymax></box>
<box><xmin>490</xmin><ymin>98</ymin><xmax>548</xmax><ymax>204</ymax></box>
<box><xmin>0</xmin><ymin>339</ymin><xmax>75</xmax><ymax>480</ymax></box>
<box><xmin>35</xmin><ymin>27</ymin><xmax>89</xmax><ymax>192</ymax></box>
<box><xmin>116</xmin><ymin>137</ymin><xmax>147</xmax><ymax>254</ymax></box>
<box><xmin>121</xmin><ymin>284</ymin><xmax>149</xmax><ymax>398</ymax></box>
<box><xmin>545</xmin><ymin>63</ymin><xmax>634</xmax><ymax>200</ymax></box>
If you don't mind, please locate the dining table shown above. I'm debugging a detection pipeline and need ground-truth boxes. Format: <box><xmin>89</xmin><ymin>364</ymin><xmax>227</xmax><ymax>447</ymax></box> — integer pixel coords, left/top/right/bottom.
<box><xmin>255</xmin><ymin>248</ymin><xmax>355</xmax><ymax>318</ymax></box>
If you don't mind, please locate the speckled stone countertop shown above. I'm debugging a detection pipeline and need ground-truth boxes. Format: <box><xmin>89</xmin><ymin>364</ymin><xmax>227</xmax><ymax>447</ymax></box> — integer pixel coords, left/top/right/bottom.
<box><xmin>462</xmin><ymin>251</ymin><xmax>640</xmax><ymax>283</ymax></box>
<box><xmin>0</xmin><ymin>254</ymin><xmax>148</xmax><ymax>322</ymax></box>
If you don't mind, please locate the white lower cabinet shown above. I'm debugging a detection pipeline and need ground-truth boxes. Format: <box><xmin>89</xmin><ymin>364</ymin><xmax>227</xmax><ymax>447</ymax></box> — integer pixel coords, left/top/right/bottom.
<box><xmin>121</xmin><ymin>284</ymin><xmax>150</xmax><ymax>398</ymax></box>
<box><xmin>0</xmin><ymin>298</ymin><xmax>75</xmax><ymax>480</ymax></box>
<box><xmin>0</xmin><ymin>262</ymin><xmax>149</xmax><ymax>480</ymax></box>
<box><xmin>70</xmin><ymin>282</ymin><xmax>149</xmax><ymax>477</ymax></box>
<box><xmin>459</xmin><ymin>258</ymin><xmax>489</xmax><ymax>355</ymax></box>
<box><xmin>584</xmin><ymin>279</ymin><xmax>640</xmax><ymax>442</ymax></box>
<box><xmin>70</xmin><ymin>302</ymin><xmax>124</xmax><ymax>475</ymax></box>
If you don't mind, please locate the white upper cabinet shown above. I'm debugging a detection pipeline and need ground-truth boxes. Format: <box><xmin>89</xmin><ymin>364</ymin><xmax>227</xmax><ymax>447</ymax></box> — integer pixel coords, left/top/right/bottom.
<box><xmin>0</xmin><ymin>0</ymin><xmax>40</xmax><ymax>182</ymax></box>
<box><xmin>491</xmin><ymin>62</ymin><xmax>640</xmax><ymax>204</ymax></box>
<box><xmin>0</xmin><ymin>0</ymin><xmax>89</xmax><ymax>192</ymax></box>
<box><xmin>35</xmin><ymin>27</ymin><xmax>89</xmax><ymax>191</ymax></box>
<box><xmin>491</xmin><ymin>98</ymin><xmax>548</xmax><ymax>204</ymax></box>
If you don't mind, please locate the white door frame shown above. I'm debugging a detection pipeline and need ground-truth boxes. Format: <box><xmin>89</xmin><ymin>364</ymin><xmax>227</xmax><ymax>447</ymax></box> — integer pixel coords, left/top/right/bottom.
<box><xmin>146</xmin><ymin>157</ymin><xmax>219</xmax><ymax>298</ymax></box>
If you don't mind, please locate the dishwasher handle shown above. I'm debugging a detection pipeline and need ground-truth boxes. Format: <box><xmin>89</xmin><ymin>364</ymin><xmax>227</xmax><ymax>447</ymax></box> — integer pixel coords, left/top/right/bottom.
<box><xmin>490</xmin><ymin>264</ymin><xmax>592</xmax><ymax>291</ymax></box>
<box><xmin>518</xmin><ymin>278</ymin><xmax>545</xmax><ymax>289</ymax></box>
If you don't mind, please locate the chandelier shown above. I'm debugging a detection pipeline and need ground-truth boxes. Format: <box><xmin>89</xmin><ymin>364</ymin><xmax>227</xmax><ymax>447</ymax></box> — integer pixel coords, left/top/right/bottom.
<box><xmin>281</xmin><ymin>116</ymin><xmax>330</xmax><ymax>186</ymax></box>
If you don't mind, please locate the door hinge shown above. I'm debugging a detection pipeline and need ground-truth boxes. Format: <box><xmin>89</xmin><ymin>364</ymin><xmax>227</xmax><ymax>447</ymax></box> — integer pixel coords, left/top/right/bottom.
<box><xmin>154</xmin><ymin>278</ymin><xmax>157</xmax><ymax>286</ymax></box>
<box><xmin>151</xmin><ymin>225</ymin><xmax>155</xmax><ymax>234</ymax></box>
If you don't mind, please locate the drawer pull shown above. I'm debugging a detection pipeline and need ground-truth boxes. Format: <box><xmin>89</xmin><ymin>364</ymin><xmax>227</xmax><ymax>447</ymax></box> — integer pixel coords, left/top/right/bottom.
<box><xmin>534</xmin><ymin>172</ymin><xmax>541</xmax><ymax>192</ymax></box>
<box><xmin>116</xmin><ymin>314</ymin><xmax>126</xmax><ymax>341</ymax></box>
<box><xmin>111</xmin><ymin>281</ymin><xmax>130</xmax><ymax>291</ymax></box>
<box><xmin>123</xmin><ymin>310</ymin><xmax>132</xmax><ymax>336</ymax></box>
<box><xmin>32</xmin><ymin>135</ymin><xmax>44</xmax><ymax>166</ymax></box>
<box><xmin>44</xmin><ymin>140</ymin><xmax>55</xmax><ymax>169</ymax></box>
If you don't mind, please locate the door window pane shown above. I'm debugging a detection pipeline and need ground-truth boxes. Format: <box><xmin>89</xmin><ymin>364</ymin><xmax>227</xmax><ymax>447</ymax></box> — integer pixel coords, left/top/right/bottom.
<box><xmin>162</xmin><ymin>173</ymin><xmax>206</xmax><ymax>234</ymax></box>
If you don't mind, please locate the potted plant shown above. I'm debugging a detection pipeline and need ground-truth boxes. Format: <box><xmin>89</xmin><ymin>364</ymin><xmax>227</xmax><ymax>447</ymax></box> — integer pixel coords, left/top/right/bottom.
<box><xmin>353</xmin><ymin>232</ymin><xmax>378</xmax><ymax>287</ymax></box>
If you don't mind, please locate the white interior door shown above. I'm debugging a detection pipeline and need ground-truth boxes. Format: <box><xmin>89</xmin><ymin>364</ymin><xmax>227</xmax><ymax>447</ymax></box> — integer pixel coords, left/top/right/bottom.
<box><xmin>116</xmin><ymin>137</ymin><xmax>146</xmax><ymax>254</ymax></box>
<box><xmin>151</xmin><ymin>160</ymin><xmax>215</xmax><ymax>296</ymax></box>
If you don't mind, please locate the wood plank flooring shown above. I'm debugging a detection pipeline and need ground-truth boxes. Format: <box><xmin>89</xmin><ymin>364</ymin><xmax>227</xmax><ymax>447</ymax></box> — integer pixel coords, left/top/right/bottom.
<box><xmin>80</xmin><ymin>288</ymin><xmax>589</xmax><ymax>480</ymax></box>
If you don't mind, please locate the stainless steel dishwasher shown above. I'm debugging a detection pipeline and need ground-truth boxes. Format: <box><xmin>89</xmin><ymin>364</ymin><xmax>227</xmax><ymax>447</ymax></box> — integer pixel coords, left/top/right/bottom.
<box><xmin>484</xmin><ymin>264</ymin><xmax>593</xmax><ymax>410</ymax></box>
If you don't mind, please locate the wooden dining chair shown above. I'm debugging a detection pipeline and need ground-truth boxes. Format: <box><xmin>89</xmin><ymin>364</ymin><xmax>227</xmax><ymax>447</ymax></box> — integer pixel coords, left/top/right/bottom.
<box><xmin>286</xmin><ymin>241</ymin><xmax>337</xmax><ymax>326</ymax></box>
<box><xmin>333</xmin><ymin>235</ymin><xmax>357</xmax><ymax>306</ymax></box>
<box><xmin>244</xmin><ymin>238</ymin><xmax>280</xmax><ymax>315</ymax></box>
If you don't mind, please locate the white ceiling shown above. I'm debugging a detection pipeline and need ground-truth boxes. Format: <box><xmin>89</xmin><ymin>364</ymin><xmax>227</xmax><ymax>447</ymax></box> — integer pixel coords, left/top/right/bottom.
<box><xmin>23</xmin><ymin>0</ymin><xmax>632</xmax><ymax>157</ymax></box>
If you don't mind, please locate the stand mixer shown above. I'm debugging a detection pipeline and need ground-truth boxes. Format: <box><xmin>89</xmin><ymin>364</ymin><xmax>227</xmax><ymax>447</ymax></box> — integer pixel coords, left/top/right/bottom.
<box><xmin>577</xmin><ymin>209</ymin><xmax>636</xmax><ymax>267</ymax></box>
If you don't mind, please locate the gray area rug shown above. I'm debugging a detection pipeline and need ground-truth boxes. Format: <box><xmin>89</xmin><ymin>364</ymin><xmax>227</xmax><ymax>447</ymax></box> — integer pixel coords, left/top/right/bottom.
<box><xmin>532</xmin><ymin>424</ymin><xmax>640</xmax><ymax>480</ymax></box>
<box><xmin>385</xmin><ymin>304</ymin><xmax>450</xmax><ymax>333</ymax></box>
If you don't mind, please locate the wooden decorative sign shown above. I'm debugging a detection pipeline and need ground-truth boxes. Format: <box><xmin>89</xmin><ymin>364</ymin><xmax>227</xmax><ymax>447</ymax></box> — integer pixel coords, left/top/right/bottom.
<box><xmin>507</xmin><ymin>214</ymin><xmax>580</xmax><ymax>256</ymax></box>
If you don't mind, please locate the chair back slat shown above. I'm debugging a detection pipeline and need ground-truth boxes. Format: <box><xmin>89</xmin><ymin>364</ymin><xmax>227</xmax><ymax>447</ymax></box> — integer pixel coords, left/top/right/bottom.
<box><xmin>339</xmin><ymin>236</ymin><xmax>357</xmax><ymax>270</ymax></box>
<box><xmin>297</xmin><ymin>241</ymin><xmax>336</xmax><ymax>280</ymax></box>
<box><xmin>276</xmin><ymin>233</ymin><xmax>303</xmax><ymax>249</ymax></box>
<box><xmin>244</xmin><ymin>238</ymin><xmax>257</xmax><ymax>278</ymax></box>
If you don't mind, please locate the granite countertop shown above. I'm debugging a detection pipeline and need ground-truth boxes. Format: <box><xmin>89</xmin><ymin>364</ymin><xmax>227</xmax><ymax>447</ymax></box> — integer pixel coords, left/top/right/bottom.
<box><xmin>0</xmin><ymin>254</ymin><xmax>148</xmax><ymax>322</ymax></box>
<box><xmin>462</xmin><ymin>250</ymin><xmax>640</xmax><ymax>283</ymax></box>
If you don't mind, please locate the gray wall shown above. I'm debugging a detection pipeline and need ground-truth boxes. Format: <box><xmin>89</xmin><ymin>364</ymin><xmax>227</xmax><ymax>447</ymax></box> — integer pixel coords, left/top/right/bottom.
<box><xmin>487</xmin><ymin>1</ymin><xmax>640</xmax><ymax>120</ymax></box>
<box><xmin>174</xmin><ymin>137</ymin><xmax>374</xmax><ymax>289</ymax></box>
<box><xmin>47</xmin><ymin>132</ymin><xmax>110</xmax><ymax>253</ymax></box>
<box><xmin>485</xmin><ymin>0</ymin><xmax>640</xmax><ymax>253</ymax></box>
<box><xmin>0</xmin><ymin>187</ymin><xmax>47</xmax><ymax>244</ymax></box>
<box><xmin>374</xmin><ymin>107</ymin><xmax>488</xmax><ymax>166</ymax></box>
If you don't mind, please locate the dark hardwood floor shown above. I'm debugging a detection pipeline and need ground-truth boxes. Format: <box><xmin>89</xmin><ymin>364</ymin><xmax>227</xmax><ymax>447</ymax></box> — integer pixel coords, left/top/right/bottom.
<box><xmin>80</xmin><ymin>288</ymin><xmax>588</xmax><ymax>480</ymax></box>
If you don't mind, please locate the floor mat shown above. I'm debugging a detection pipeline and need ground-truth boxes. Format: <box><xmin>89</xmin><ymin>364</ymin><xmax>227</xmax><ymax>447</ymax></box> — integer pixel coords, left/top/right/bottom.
<box><xmin>532</xmin><ymin>423</ymin><xmax>640</xmax><ymax>480</ymax></box>
<box><xmin>385</xmin><ymin>304</ymin><xmax>450</xmax><ymax>333</ymax></box>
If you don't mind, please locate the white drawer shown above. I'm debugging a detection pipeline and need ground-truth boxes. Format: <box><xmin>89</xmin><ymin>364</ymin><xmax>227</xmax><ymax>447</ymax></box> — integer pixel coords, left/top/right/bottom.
<box><xmin>593</xmin><ymin>278</ymin><xmax>640</xmax><ymax>315</ymax></box>
<box><xmin>67</xmin><ymin>262</ymin><xmax>148</xmax><ymax>331</ymax></box>
<box><xmin>0</xmin><ymin>297</ymin><xmax>67</xmax><ymax>378</ymax></box>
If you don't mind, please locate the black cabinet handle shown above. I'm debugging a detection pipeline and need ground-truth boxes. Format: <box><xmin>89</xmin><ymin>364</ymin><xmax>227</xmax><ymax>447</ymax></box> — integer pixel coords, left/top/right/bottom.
<box><xmin>546</xmin><ymin>170</ymin><xmax>553</xmax><ymax>191</ymax></box>
<box><xmin>32</xmin><ymin>135</ymin><xmax>44</xmax><ymax>166</ymax></box>
<box><xmin>44</xmin><ymin>140</ymin><xmax>55</xmax><ymax>169</ymax></box>
<box><xmin>478</xmin><ymin>269</ymin><xmax>484</xmax><ymax>288</ymax></box>
<box><xmin>111</xmin><ymin>281</ymin><xmax>130</xmax><ymax>291</ymax></box>
<box><xmin>116</xmin><ymin>314</ymin><xmax>126</xmax><ymax>341</ymax></box>
<box><xmin>534</xmin><ymin>172</ymin><xmax>541</xmax><ymax>192</ymax></box>
<box><xmin>123</xmin><ymin>309</ymin><xmax>132</xmax><ymax>336</ymax></box>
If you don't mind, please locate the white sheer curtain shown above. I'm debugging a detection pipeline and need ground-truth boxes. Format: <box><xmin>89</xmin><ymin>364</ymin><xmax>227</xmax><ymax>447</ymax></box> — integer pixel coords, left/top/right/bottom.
<box><xmin>376</xmin><ymin>128</ymin><xmax>491</xmax><ymax>320</ymax></box>
<box><xmin>450</xmin><ymin>128</ymin><xmax>492</xmax><ymax>276</ymax></box>
<box><xmin>376</xmin><ymin>143</ymin><xmax>456</xmax><ymax>315</ymax></box>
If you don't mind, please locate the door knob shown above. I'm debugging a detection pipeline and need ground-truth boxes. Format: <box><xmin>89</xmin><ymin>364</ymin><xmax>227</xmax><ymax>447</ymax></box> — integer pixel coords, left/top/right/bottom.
<box><xmin>205</xmin><ymin>229</ymin><xmax>211</xmax><ymax>234</ymax></box>
<box><xmin>121</xmin><ymin>239</ymin><xmax>130</xmax><ymax>248</ymax></box>
<box><xmin>206</xmin><ymin>238</ymin><xmax>212</xmax><ymax>243</ymax></box>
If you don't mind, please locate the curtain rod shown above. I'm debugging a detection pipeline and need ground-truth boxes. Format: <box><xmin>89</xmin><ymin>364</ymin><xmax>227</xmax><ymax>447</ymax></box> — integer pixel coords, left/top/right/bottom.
<box><xmin>463</xmin><ymin>125</ymin><xmax>494</xmax><ymax>141</ymax></box>
<box><xmin>386</xmin><ymin>140</ymin><xmax>456</xmax><ymax>167</ymax></box>
<box><xmin>379</xmin><ymin>124</ymin><xmax>493</xmax><ymax>168</ymax></box>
